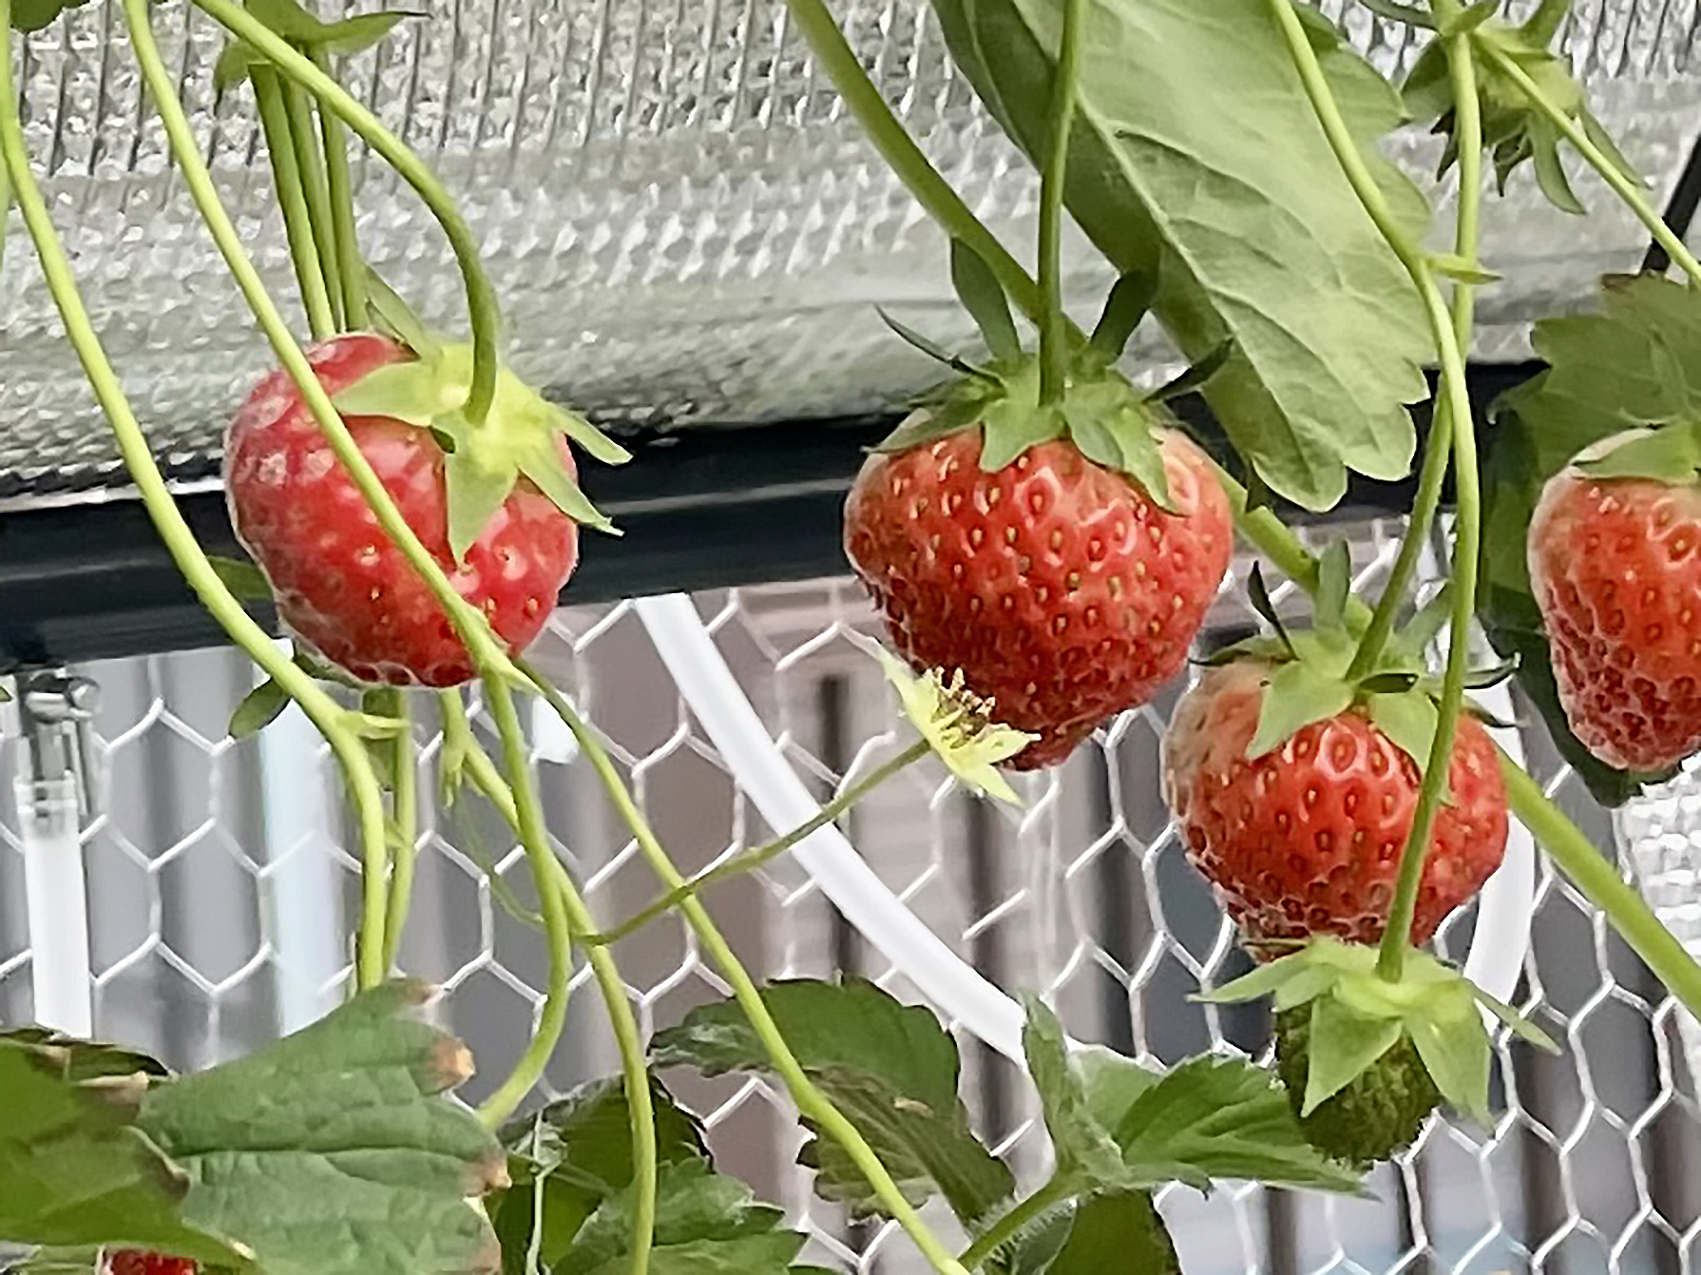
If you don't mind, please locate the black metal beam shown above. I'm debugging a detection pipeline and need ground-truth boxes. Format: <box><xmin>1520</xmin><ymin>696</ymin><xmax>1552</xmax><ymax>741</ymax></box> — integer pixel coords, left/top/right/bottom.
<box><xmin>0</xmin><ymin>362</ymin><xmax>1544</xmax><ymax>669</ymax></box>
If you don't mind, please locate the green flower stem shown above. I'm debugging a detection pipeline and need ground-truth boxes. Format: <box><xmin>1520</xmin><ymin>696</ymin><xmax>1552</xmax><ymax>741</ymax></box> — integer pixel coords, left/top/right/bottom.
<box><xmin>252</xmin><ymin>68</ymin><xmax>336</xmax><ymax>340</ymax></box>
<box><xmin>583</xmin><ymin>738</ymin><xmax>931</xmax><ymax>948</ymax></box>
<box><xmin>191</xmin><ymin>0</ymin><xmax>500</xmax><ymax>422</ymax></box>
<box><xmin>957</xmin><ymin>1177</ymin><xmax>1068</xmax><ymax>1272</ymax></box>
<box><xmin>1038</xmin><ymin>0</ymin><xmax>1086</xmax><ymax>404</ymax></box>
<box><xmin>1268</xmin><ymin>0</ymin><xmax>1483</xmax><ymax>984</ymax></box>
<box><xmin>517</xmin><ymin>660</ymin><xmax>970</xmax><ymax>1275</ymax></box>
<box><xmin>1350</xmin><ymin>0</ymin><xmax>1484</xmax><ymax>678</ymax></box>
<box><xmin>0</xmin><ymin>4</ymin><xmax>393</xmax><ymax>991</ymax></box>
<box><xmin>381</xmin><ymin>690</ymin><xmax>419</xmax><ymax>972</ymax></box>
<box><xmin>781</xmin><ymin>0</ymin><xmax>1074</xmax><ymax>340</ymax></box>
<box><xmin>446</xmin><ymin>693</ymin><xmax>657</xmax><ymax>1275</ymax></box>
<box><xmin>127</xmin><ymin>0</ymin><xmax>523</xmax><ymax>690</ymax></box>
<box><xmin>281</xmin><ymin>75</ymin><xmax>345</xmax><ymax>332</ymax></box>
<box><xmin>1499</xmin><ymin>759</ymin><xmax>1701</xmax><ymax>1017</ymax></box>
<box><xmin>1376</xmin><ymin>11</ymin><xmax>1485</xmax><ymax>982</ymax></box>
<box><xmin>1480</xmin><ymin>38</ymin><xmax>1701</xmax><ymax>290</ymax></box>
<box><xmin>310</xmin><ymin>46</ymin><xmax>367</xmax><ymax>328</ymax></box>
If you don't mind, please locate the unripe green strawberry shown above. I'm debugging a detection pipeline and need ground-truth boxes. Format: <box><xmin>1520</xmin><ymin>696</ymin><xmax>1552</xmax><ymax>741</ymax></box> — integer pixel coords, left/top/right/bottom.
<box><xmin>1274</xmin><ymin>1006</ymin><xmax>1439</xmax><ymax>1168</ymax></box>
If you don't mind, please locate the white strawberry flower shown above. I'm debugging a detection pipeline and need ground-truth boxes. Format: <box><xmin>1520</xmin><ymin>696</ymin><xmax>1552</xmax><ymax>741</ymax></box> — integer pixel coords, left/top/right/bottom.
<box><xmin>876</xmin><ymin>649</ymin><xmax>1037</xmax><ymax>805</ymax></box>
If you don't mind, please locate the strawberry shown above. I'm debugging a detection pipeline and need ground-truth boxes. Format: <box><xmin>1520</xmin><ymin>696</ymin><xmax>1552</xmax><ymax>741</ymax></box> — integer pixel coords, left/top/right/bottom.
<box><xmin>224</xmin><ymin>331</ymin><xmax>625</xmax><ymax>687</ymax></box>
<box><xmin>847</xmin><ymin>427</ymin><xmax>1231</xmax><ymax>769</ymax></box>
<box><xmin>1529</xmin><ymin>428</ymin><xmax>1701</xmax><ymax>772</ymax></box>
<box><xmin>104</xmin><ymin>1252</ymin><xmax>197</xmax><ymax>1275</ymax></box>
<box><xmin>1163</xmin><ymin>657</ymin><xmax>1508</xmax><ymax>947</ymax></box>
<box><xmin>1273</xmin><ymin>1004</ymin><xmax>1438</xmax><ymax>1167</ymax></box>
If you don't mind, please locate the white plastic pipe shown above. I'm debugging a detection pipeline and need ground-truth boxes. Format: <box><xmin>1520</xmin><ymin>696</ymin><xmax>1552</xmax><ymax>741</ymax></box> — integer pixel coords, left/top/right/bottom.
<box><xmin>636</xmin><ymin>592</ymin><xmax>1537</xmax><ymax>1061</ymax></box>
<box><xmin>18</xmin><ymin>774</ymin><xmax>93</xmax><ymax>1037</ymax></box>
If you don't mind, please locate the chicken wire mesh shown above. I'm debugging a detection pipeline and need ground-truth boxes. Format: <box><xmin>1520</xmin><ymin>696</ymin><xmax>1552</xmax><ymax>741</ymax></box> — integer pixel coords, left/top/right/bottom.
<box><xmin>2</xmin><ymin>515</ymin><xmax>1699</xmax><ymax>1275</ymax></box>
<box><xmin>3</xmin><ymin>0</ymin><xmax>1701</xmax><ymax>497</ymax></box>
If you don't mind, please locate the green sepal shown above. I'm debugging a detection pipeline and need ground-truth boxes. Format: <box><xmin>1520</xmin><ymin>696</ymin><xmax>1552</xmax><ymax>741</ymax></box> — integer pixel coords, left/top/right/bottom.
<box><xmin>1576</xmin><ymin>424</ymin><xmax>1701</xmax><ymax>483</ymax></box>
<box><xmin>1200</xmin><ymin>938</ymin><xmax>1541</xmax><ymax>1132</ymax></box>
<box><xmin>950</xmin><ymin>240</ymin><xmax>1021</xmax><ymax>363</ymax></box>
<box><xmin>215</xmin><ymin>0</ymin><xmax>422</xmax><ymax>91</ymax></box>
<box><xmin>365</xmin><ymin>268</ymin><xmax>441</xmax><ymax>359</ymax></box>
<box><xmin>331</xmin><ymin>343</ymin><xmax>625</xmax><ymax>562</ymax></box>
<box><xmin>877</xmin><ymin>308</ymin><xmax>997</xmax><ymax>382</ymax></box>
<box><xmin>208</xmin><ymin>555</ymin><xmax>274</xmax><ymax>604</ymax></box>
<box><xmin>1145</xmin><ymin>341</ymin><xmax>1234</xmax><ymax>406</ymax></box>
<box><xmin>1429</xmin><ymin>252</ymin><xmax>1501</xmax><ymax>286</ymax></box>
<box><xmin>230</xmin><ymin>678</ymin><xmax>289</xmax><ymax>740</ymax></box>
<box><xmin>1365</xmin><ymin>690</ymin><xmax>1445</xmax><ymax>795</ymax></box>
<box><xmin>1090</xmin><ymin>269</ymin><xmax>1158</xmax><ymax>362</ymax></box>
<box><xmin>8</xmin><ymin>0</ymin><xmax>93</xmax><ymax>32</ymax></box>
<box><xmin>1393</xmin><ymin>585</ymin><xmax>1453</xmax><ymax>660</ymax></box>
<box><xmin>1313</xmin><ymin>541</ymin><xmax>1352</xmax><ymax>635</ymax></box>
<box><xmin>1246</xmin><ymin>565</ymin><xmax>1297</xmax><ymax>658</ymax></box>
<box><xmin>869</xmin><ymin>345</ymin><xmax>1178</xmax><ymax>510</ymax></box>
<box><xmin>1246</xmin><ymin>662</ymin><xmax>1354</xmax><ymax>760</ymax></box>
<box><xmin>1300</xmin><ymin>997</ymin><xmax>1403</xmax><ymax>1117</ymax></box>
<box><xmin>1355</xmin><ymin>0</ymin><xmax>1434</xmax><ymax>27</ymax></box>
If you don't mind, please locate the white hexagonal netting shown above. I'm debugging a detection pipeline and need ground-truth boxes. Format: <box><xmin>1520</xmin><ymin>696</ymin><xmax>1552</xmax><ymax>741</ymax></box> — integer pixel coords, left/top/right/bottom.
<box><xmin>4</xmin><ymin>517</ymin><xmax>1698</xmax><ymax>1275</ymax></box>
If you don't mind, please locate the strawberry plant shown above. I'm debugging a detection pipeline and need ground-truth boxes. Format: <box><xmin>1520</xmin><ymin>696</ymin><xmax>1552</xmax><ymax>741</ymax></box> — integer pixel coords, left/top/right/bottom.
<box><xmin>9</xmin><ymin>0</ymin><xmax>1701</xmax><ymax>1271</ymax></box>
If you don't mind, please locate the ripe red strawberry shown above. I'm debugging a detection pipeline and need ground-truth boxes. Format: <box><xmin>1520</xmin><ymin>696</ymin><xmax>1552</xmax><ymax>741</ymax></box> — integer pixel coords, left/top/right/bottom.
<box><xmin>104</xmin><ymin>1252</ymin><xmax>197</xmax><ymax>1275</ymax></box>
<box><xmin>225</xmin><ymin>332</ymin><xmax>617</xmax><ymax>687</ymax></box>
<box><xmin>846</xmin><ymin>427</ymin><xmax>1232</xmax><ymax>769</ymax></box>
<box><xmin>1163</xmin><ymin>660</ymin><xmax>1508</xmax><ymax>947</ymax></box>
<box><xmin>1529</xmin><ymin>429</ymin><xmax>1701</xmax><ymax>772</ymax></box>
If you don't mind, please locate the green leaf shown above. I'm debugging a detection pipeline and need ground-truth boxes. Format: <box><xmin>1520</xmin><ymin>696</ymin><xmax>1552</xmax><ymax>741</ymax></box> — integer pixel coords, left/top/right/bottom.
<box><xmin>138</xmin><ymin>980</ymin><xmax>505</xmax><ymax>1275</ymax></box>
<box><xmin>207</xmin><ymin>556</ymin><xmax>274</xmax><ymax>604</ymax></box>
<box><xmin>651</xmin><ymin>979</ymin><xmax>1014</xmax><ymax>1225</ymax></box>
<box><xmin>951</xmin><ymin>240</ymin><xmax>1022</xmax><ymax>362</ymax></box>
<box><xmin>1246</xmin><ymin>662</ymin><xmax>1353</xmax><ymax>759</ymax></box>
<box><xmin>1108</xmin><ymin>1056</ymin><xmax>1363</xmax><ymax>1193</ymax></box>
<box><xmin>1075</xmin><ymin>1047</ymin><xmax>1160</xmax><ymax>1135</ymax></box>
<box><xmin>1021</xmin><ymin>1000</ymin><xmax>1129</xmax><ymax>1189</ymax></box>
<box><xmin>229</xmin><ymin>678</ymin><xmax>289</xmax><ymax>740</ymax></box>
<box><xmin>492</xmin><ymin>1077</ymin><xmax>708</xmax><ymax>1275</ymax></box>
<box><xmin>1089</xmin><ymin>270</ymin><xmax>1158</xmax><ymax>361</ymax></box>
<box><xmin>555</xmin><ymin>1161</ymin><xmax>806</xmax><ymax>1275</ymax></box>
<box><xmin>1479</xmin><ymin>274</ymin><xmax>1701</xmax><ymax>805</ymax></box>
<box><xmin>931</xmin><ymin>0</ymin><xmax>1429</xmax><ymax>510</ymax></box>
<box><xmin>1044</xmin><ymin>1192</ymin><xmax>1178</xmax><ymax>1275</ymax></box>
<box><xmin>8</xmin><ymin>0</ymin><xmax>93</xmax><ymax>32</ymax></box>
<box><xmin>0</xmin><ymin>1037</ymin><xmax>240</xmax><ymax>1262</ymax></box>
<box><xmin>1298</xmin><ymin>997</ymin><xmax>1403</xmax><ymax>1116</ymax></box>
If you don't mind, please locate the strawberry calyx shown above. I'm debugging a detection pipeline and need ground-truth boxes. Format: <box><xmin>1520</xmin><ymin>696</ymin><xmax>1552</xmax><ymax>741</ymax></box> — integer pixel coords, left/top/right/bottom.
<box><xmin>1568</xmin><ymin>340</ymin><xmax>1701</xmax><ymax>485</ymax></box>
<box><xmin>1399</xmin><ymin>0</ymin><xmax>1633</xmax><ymax>216</ymax></box>
<box><xmin>1200</xmin><ymin>546</ymin><xmax>1515</xmax><ymax>779</ymax></box>
<box><xmin>331</xmin><ymin>337</ymin><xmax>630</xmax><ymax>563</ymax></box>
<box><xmin>1202</xmin><ymin>937</ymin><xmax>1554</xmax><ymax>1141</ymax></box>
<box><xmin>872</xmin><ymin>241</ymin><xmax>1231</xmax><ymax>513</ymax></box>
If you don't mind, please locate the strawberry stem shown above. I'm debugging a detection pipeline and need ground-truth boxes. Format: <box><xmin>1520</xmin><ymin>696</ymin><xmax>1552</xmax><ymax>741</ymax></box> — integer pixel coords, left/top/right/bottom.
<box><xmin>192</xmin><ymin>0</ymin><xmax>503</xmax><ymax>422</ymax></box>
<box><xmin>379</xmin><ymin>689</ymin><xmax>419</xmax><ymax>973</ymax></box>
<box><xmin>1480</xmin><ymin>38</ymin><xmax>1701</xmax><ymax>289</ymax></box>
<box><xmin>518</xmin><ymin>658</ymin><xmax>972</xmax><ymax>1275</ymax></box>
<box><xmin>780</xmin><ymin>0</ymin><xmax>1081</xmax><ymax>345</ymax></box>
<box><xmin>1037</xmin><ymin>0</ymin><xmax>1086</xmax><ymax>405</ymax></box>
<box><xmin>252</xmin><ymin>67</ymin><xmax>336</xmax><ymax>340</ymax></box>
<box><xmin>582</xmin><ymin>737</ymin><xmax>932</xmax><ymax>947</ymax></box>
<box><xmin>1267</xmin><ymin>0</ymin><xmax>1483</xmax><ymax>983</ymax></box>
<box><xmin>280</xmin><ymin>75</ymin><xmax>345</xmax><ymax>331</ymax></box>
<box><xmin>0</xmin><ymin>1</ymin><xmax>396</xmax><ymax>991</ymax></box>
<box><xmin>958</xmin><ymin>1176</ymin><xmax>1070</xmax><ymax>1271</ymax></box>
<box><xmin>443</xmin><ymin>691</ymin><xmax>658</xmax><ymax>1275</ymax></box>
<box><xmin>1349</xmin><ymin>0</ymin><xmax>1485</xmax><ymax>682</ymax></box>
<box><xmin>311</xmin><ymin>46</ymin><xmax>368</xmax><ymax>328</ymax></box>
